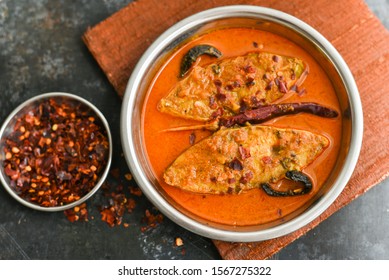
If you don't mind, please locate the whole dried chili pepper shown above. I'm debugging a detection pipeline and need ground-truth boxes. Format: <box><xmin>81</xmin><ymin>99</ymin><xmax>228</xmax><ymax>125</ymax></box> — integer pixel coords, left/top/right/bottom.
<box><xmin>164</xmin><ymin>102</ymin><xmax>339</xmax><ymax>132</ymax></box>
<box><xmin>219</xmin><ymin>102</ymin><xmax>338</xmax><ymax>128</ymax></box>
<box><xmin>2</xmin><ymin>98</ymin><xmax>110</xmax><ymax>207</ymax></box>
<box><xmin>180</xmin><ymin>45</ymin><xmax>222</xmax><ymax>77</ymax></box>
<box><xmin>261</xmin><ymin>170</ymin><xmax>313</xmax><ymax>196</ymax></box>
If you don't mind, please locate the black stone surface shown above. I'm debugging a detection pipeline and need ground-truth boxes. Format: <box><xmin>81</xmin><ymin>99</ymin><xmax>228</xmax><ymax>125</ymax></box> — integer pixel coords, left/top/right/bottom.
<box><xmin>0</xmin><ymin>0</ymin><xmax>388</xmax><ymax>260</ymax></box>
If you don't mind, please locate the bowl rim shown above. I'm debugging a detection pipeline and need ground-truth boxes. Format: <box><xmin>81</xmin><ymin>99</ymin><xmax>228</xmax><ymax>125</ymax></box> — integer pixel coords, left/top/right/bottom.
<box><xmin>0</xmin><ymin>92</ymin><xmax>113</xmax><ymax>212</ymax></box>
<box><xmin>121</xmin><ymin>5</ymin><xmax>363</xmax><ymax>241</ymax></box>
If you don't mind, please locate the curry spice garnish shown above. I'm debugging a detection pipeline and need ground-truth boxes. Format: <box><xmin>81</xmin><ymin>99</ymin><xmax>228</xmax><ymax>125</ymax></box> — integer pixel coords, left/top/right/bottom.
<box><xmin>3</xmin><ymin>98</ymin><xmax>109</xmax><ymax>207</ymax></box>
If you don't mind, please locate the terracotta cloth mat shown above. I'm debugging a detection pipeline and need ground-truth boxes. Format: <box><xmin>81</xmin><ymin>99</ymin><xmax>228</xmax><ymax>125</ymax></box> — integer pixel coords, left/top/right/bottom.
<box><xmin>83</xmin><ymin>0</ymin><xmax>389</xmax><ymax>259</ymax></box>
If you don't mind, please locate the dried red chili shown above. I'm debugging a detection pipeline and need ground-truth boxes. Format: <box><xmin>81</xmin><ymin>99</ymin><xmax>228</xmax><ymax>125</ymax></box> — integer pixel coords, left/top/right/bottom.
<box><xmin>3</xmin><ymin>98</ymin><xmax>110</xmax><ymax>207</ymax></box>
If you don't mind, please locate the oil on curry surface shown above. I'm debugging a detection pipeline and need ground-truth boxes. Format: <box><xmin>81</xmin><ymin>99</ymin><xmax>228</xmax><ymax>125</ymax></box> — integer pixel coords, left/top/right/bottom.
<box><xmin>142</xmin><ymin>27</ymin><xmax>342</xmax><ymax>226</ymax></box>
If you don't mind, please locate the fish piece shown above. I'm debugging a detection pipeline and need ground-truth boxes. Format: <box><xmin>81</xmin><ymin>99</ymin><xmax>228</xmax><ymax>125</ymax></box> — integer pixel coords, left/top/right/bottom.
<box><xmin>158</xmin><ymin>52</ymin><xmax>309</xmax><ymax>121</ymax></box>
<box><xmin>163</xmin><ymin>125</ymin><xmax>328</xmax><ymax>194</ymax></box>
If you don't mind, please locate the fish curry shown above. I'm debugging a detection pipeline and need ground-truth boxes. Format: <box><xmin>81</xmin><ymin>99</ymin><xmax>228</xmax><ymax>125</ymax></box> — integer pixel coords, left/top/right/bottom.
<box><xmin>142</xmin><ymin>27</ymin><xmax>342</xmax><ymax>226</ymax></box>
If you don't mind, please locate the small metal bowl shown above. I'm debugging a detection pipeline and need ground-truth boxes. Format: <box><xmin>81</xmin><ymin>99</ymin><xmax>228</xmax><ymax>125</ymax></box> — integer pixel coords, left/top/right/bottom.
<box><xmin>121</xmin><ymin>5</ymin><xmax>363</xmax><ymax>241</ymax></box>
<box><xmin>0</xmin><ymin>92</ymin><xmax>112</xmax><ymax>211</ymax></box>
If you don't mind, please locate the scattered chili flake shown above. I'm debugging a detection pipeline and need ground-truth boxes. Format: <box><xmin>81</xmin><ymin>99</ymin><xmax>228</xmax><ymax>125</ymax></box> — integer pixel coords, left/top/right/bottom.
<box><xmin>3</xmin><ymin>98</ymin><xmax>110</xmax><ymax>208</ymax></box>
<box><xmin>64</xmin><ymin>203</ymin><xmax>89</xmax><ymax>222</ymax></box>
<box><xmin>245</xmin><ymin>77</ymin><xmax>255</xmax><ymax>87</ymax></box>
<box><xmin>239</xmin><ymin>171</ymin><xmax>253</xmax><ymax>184</ymax></box>
<box><xmin>129</xmin><ymin>186</ymin><xmax>142</xmax><ymax>197</ymax></box>
<box><xmin>124</xmin><ymin>173</ymin><xmax>132</xmax><ymax>181</ymax></box>
<box><xmin>262</xmin><ymin>156</ymin><xmax>273</xmax><ymax>164</ymax></box>
<box><xmin>175</xmin><ymin>237</ymin><xmax>184</xmax><ymax>247</ymax></box>
<box><xmin>265</xmin><ymin>80</ymin><xmax>274</xmax><ymax>91</ymax></box>
<box><xmin>99</xmin><ymin>190</ymin><xmax>135</xmax><ymax>227</ymax></box>
<box><xmin>278</xmin><ymin>80</ymin><xmax>288</xmax><ymax>93</ymax></box>
<box><xmin>227</xmin><ymin>178</ymin><xmax>236</xmax><ymax>184</ymax></box>
<box><xmin>215</xmin><ymin>92</ymin><xmax>227</xmax><ymax>102</ymax></box>
<box><xmin>244</xmin><ymin>64</ymin><xmax>256</xmax><ymax>73</ymax></box>
<box><xmin>140</xmin><ymin>209</ymin><xmax>164</xmax><ymax>232</ymax></box>
<box><xmin>209</xmin><ymin>96</ymin><xmax>217</xmax><ymax>109</ymax></box>
<box><xmin>238</xmin><ymin>146</ymin><xmax>251</xmax><ymax>160</ymax></box>
<box><xmin>126</xmin><ymin>198</ymin><xmax>136</xmax><ymax>212</ymax></box>
<box><xmin>95</xmin><ymin>180</ymin><xmax>139</xmax><ymax>228</ymax></box>
<box><xmin>100</xmin><ymin>208</ymin><xmax>116</xmax><ymax>227</ymax></box>
<box><xmin>228</xmin><ymin>158</ymin><xmax>243</xmax><ymax>171</ymax></box>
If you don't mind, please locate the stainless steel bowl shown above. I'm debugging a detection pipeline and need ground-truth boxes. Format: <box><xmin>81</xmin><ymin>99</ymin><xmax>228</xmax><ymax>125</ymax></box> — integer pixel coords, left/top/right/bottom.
<box><xmin>121</xmin><ymin>5</ymin><xmax>363</xmax><ymax>241</ymax></box>
<box><xmin>0</xmin><ymin>92</ymin><xmax>112</xmax><ymax>211</ymax></box>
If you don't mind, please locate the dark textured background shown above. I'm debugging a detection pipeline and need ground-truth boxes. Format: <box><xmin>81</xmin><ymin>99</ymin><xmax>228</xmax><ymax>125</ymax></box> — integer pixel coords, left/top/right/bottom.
<box><xmin>0</xmin><ymin>0</ymin><xmax>388</xmax><ymax>259</ymax></box>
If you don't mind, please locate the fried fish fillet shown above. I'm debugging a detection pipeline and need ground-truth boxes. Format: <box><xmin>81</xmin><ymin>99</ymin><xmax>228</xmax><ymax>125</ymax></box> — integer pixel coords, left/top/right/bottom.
<box><xmin>158</xmin><ymin>52</ymin><xmax>308</xmax><ymax>121</ymax></box>
<box><xmin>163</xmin><ymin>125</ymin><xmax>328</xmax><ymax>194</ymax></box>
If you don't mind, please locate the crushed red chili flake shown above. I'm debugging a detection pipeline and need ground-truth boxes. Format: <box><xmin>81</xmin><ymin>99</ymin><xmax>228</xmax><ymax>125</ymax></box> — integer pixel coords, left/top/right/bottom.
<box><xmin>140</xmin><ymin>209</ymin><xmax>164</xmax><ymax>232</ymax></box>
<box><xmin>124</xmin><ymin>173</ymin><xmax>132</xmax><ymax>181</ymax></box>
<box><xmin>228</xmin><ymin>158</ymin><xmax>243</xmax><ymax>171</ymax></box>
<box><xmin>175</xmin><ymin>237</ymin><xmax>184</xmax><ymax>247</ymax></box>
<box><xmin>238</xmin><ymin>146</ymin><xmax>251</xmax><ymax>160</ymax></box>
<box><xmin>64</xmin><ymin>203</ymin><xmax>89</xmax><ymax>222</ymax></box>
<box><xmin>262</xmin><ymin>156</ymin><xmax>273</xmax><ymax>164</ymax></box>
<box><xmin>3</xmin><ymin>98</ymin><xmax>110</xmax><ymax>207</ymax></box>
<box><xmin>239</xmin><ymin>170</ymin><xmax>254</xmax><ymax>184</ymax></box>
<box><xmin>97</xmin><ymin>180</ymin><xmax>137</xmax><ymax>228</ymax></box>
<box><xmin>129</xmin><ymin>186</ymin><xmax>142</xmax><ymax>197</ymax></box>
<box><xmin>99</xmin><ymin>189</ymin><xmax>136</xmax><ymax>227</ymax></box>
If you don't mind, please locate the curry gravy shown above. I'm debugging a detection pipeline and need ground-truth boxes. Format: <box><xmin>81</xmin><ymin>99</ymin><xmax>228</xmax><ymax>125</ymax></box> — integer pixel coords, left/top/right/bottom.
<box><xmin>142</xmin><ymin>28</ymin><xmax>341</xmax><ymax>226</ymax></box>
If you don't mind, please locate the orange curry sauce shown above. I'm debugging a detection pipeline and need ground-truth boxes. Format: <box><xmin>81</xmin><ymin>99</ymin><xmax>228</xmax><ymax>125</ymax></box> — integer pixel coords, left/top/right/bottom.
<box><xmin>142</xmin><ymin>28</ymin><xmax>341</xmax><ymax>226</ymax></box>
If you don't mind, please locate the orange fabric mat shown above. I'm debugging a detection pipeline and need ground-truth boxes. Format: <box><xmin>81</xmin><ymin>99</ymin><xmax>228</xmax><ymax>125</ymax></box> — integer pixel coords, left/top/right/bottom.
<box><xmin>83</xmin><ymin>0</ymin><xmax>389</xmax><ymax>259</ymax></box>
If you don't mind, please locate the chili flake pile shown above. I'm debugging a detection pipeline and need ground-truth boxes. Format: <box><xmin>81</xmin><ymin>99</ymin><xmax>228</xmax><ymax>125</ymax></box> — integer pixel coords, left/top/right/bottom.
<box><xmin>3</xmin><ymin>98</ymin><xmax>110</xmax><ymax>207</ymax></box>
